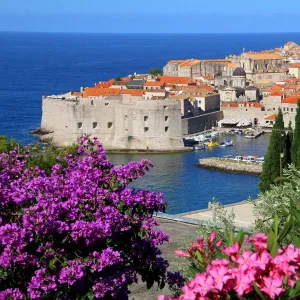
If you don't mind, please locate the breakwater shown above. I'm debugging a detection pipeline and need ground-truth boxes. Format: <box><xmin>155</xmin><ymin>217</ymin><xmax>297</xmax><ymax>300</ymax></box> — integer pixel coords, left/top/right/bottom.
<box><xmin>198</xmin><ymin>158</ymin><xmax>262</xmax><ymax>176</ymax></box>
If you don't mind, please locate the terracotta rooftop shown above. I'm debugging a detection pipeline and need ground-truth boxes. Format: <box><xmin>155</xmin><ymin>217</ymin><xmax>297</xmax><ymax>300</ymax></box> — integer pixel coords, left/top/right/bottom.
<box><xmin>158</xmin><ymin>76</ymin><xmax>196</xmax><ymax>85</ymax></box>
<box><xmin>281</xmin><ymin>96</ymin><xmax>300</xmax><ymax>104</ymax></box>
<box><xmin>246</xmin><ymin>53</ymin><xmax>282</xmax><ymax>60</ymax></box>
<box><xmin>265</xmin><ymin>114</ymin><xmax>277</xmax><ymax>120</ymax></box>
<box><xmin>168</xmin><ymin>60</ymin><xmax>186</xmax><ymax>64</ymax></box>
<box><xmin>289</xmin><ymin>63</ymin><xmax>300</xmax><ymax>68</ymax></box>
<box><xmin>144</xmin><ymin>81</ymin><xmax>164</xmax><ymax>87</ymax></box>
<box><xmin>179</xmin><ymin>59</ymin><xmax>201</xmax><ymax>68</ymax></box>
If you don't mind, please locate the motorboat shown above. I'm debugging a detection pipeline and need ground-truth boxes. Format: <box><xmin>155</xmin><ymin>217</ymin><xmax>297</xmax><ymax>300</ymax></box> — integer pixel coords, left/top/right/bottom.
<box><xmin>183</xmin><ymin>138</ymin><xmax>198</xmax><ymax>147</ymax></box>
<box><xmin>193</xmin><ymin>143</ymin><xmax>206</xmax><ymax>150</ymax></box>
<box><xmin>219</xmin><ymin>139</ymin><xmax>234</xmax><ymax>147</ymax></box>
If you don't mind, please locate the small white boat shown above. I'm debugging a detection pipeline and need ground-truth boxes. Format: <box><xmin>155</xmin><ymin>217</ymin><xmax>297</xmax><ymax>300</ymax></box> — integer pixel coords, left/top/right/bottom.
<box><xmin>219</xmin><ymin>139</ymin><xmax>234</xmax><ymax>147</ymax></box>
<box><xmin>193</xmin><ymin>143</ymin><xmax>206</xmax><ymax>150</ymax></box>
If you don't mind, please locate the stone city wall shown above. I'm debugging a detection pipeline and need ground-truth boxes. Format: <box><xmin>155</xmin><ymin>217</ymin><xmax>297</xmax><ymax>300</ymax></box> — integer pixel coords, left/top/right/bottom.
<box><xmin>41</xmin><ymin>95</ymin><xmax>185</xmax><ymax>151</ymax></box>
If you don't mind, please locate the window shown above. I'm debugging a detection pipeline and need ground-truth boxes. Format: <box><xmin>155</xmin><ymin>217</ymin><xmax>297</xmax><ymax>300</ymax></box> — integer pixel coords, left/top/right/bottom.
<box><xmin>93</xmin><ymin>122</ymin><xmax>98</xmax><ymax>129</ymax></box>
<box><xmin>164</xmin><ymin>106</ymin><xmax>168</xmax><ymax>110</ymax></box>
<box><xmin>78</xmin><ymin>122</ymin><xmax>83</xmax><ymax>129</ymax></box>
<box><xmin>291</xmin><ymin>108</ymin><xmax>294</xmax><ymax>112</ymax></box>
<box><xmin>144</xmin><ymin>116</ymin><xmax>148</xmax><ymax>121</ymax></box>
<box><xmin>165</xmin><ymin>116</ymin><xmax>169</xmax><ymax>121</ymax></box>
<box><xmin>165</xmin><ymin>126</ymin><xmax>169</xmax><ymax>132</ymax></box>
<box><xmin>91</xmin><ymin>100</ymin><xmax>94</xmax><ymax>105</ymax></box>
<box><xmin>144</xmin><ymin>127</ymin><xmax>149</xmax><ymax>132</ymax></box>
<box><xmin>273</xmin><ymin>107</ymin><xmax>276</xmax><ymax>110</ymax></box>
<box><xmin>108</xmin><ymin>122</ymin><xmax>113</xmax><ymax>129</ymax></box>
<box><xmin>283</xmin><ymin>108</ymin><xmax>286</xmax><ymax>111</ymax></box>
<box><xmin>287</xmin><ymin>108</ymin><xmax>289</xmax><ymax>112</ymax></box>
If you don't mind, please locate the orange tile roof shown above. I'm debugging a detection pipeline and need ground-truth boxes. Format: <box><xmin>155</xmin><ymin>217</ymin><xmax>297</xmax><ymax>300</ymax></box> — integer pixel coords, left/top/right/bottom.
<box><xmin>222</xmin><ymin>102</ymin><xmax>239</xmax><ymax>107</ymax></box>
<box><xmin>269</xmin><ymin>91</ymin><xmax>283</xmax><ymax>96</ymax></box>
<box><xmin>226</xmin><ymin>63</ymin><xmax>237</xmax><ymax>69</ymax></box>
<box><xmin>285</xmin><ymin>41</ymin><xmax>294</xmax><ymax>46</ymax></box>
<box><xmin>179</xmin><ymin>59</ymin><xmax>201</xmax><ymax>68</ymax></box>
<box><xmin>144</xmin><ymin>81</ymin><xmax>164</xmax><ymax>87</ymax></box>
<box><xmin>282</xmin><ymin>96</ymin><xmax>300</xmax><ymax>104</ymax></box>
<box><xmin>265</xmin><ymin>114</ymin><xmax>277</xmax><ymax>120</ymax></box>
<box><xmin>198</xmin><ymin>84</ymin><xmax>215</xmax><ymax>91</ymax></box>
<box><xmin>95</xmin><ymin>82</ymin><xmax>113</xmax><ymax>88</ymax></box>
<box><xmin>144</xmin><ymin>89</ymin><xmax>165</xmax><ymax>93</ymax></box>
<box><xmin>202</xmin><ymin>75</ymin><xmax>214</xmax><ymax>81</ymax></box>
<box><xmin>168</xmin><ymin>60</ymin><xmax>186</xmax><ymax>64</ymax></box>
<box><xmin>83</xmin><ymin>88</ymin><xmax>121</xmax><ymax>97</ymax></box>
<box><xmin>158</xmin><ymin>76</ymin><xmax>195</xmax><ymax>85</ymax></box>
<box><xmin>246</xmin><ymin>53</ymin><xmax>282</xmax><ymax>60</ymax></box>
<box><xmin>202</xmin><ymin>59</ymin><xmax>231</xmax><ymax>63</ymax></box>
<box><xmin>71</xmin><ymin>91</ymin><xmax>83</xmax><ymax>96</ymax></box>
<box><xmin>289</xmin><ymin>63</ymin><xmax>300</xmax><ymax>68</ymax></box>
<box><xmin>121</xmin><ymin>89</ymin><xmax>144</xmax><ymax>96</ymax></box>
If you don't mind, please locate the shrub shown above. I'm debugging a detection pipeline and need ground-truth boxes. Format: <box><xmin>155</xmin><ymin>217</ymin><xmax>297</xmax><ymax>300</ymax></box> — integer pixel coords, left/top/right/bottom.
<box><xmin>161</xmin><ymin>222</ymin><xmax>300</xmax><ymax>300</ymax></box>
<box><xmin>0</xmin><ymin>137</ymin><xmax>178</xmax><ymax>299</ymax></box>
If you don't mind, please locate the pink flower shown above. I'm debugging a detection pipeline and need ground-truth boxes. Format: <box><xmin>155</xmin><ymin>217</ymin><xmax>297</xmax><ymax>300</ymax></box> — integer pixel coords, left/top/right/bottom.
<box><xmin>234</xmin><ymin>272</ymin><xmax>253</xmax><ymax>296</ymax></box>
<box><xmin>209</xmin><ymin>265</ymin><xmax>231</xmax><ymax>290</ymax></box>
<box><xmin>193</xmin><ymin>274</ymin><xmax>215</xmax><ymax>296</ymax></box>
<box><xmin>216</xmin><ymin>240</ymin><xmax>223</xmax><ymax>248</ymax></box>
<box><xmin>208</xmin><ymin>231</ymin><xmax>216</xmax><ymax>243</ymax></box>
<box><xmin>196</xmin><ymin>238</ymin><xmax>204</xmax><ymax>252</ymax></box>
<box><xmin>174</xmin><ymin>250</ymin><xmax>191</xmax><ymax>258</ymax></box>
<box><xmin>223</xmin><ymin>242</ymin><xmax>240</xmax><ymax>258</ymax></box>
<box><xmin>261</xmin><ymin>277</ymin><xmax>284</xmax><ymax>299</ymax></box>
<box><xmin>248</xmin><ymin>233</ymin><xmax>268</xmax><ymax>251</ymax></box>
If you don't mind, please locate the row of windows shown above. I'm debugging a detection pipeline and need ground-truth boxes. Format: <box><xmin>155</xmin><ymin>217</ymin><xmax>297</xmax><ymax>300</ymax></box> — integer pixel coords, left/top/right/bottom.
<box><xmin>77</xmin><ymin>122</ymin><xmax>113</xmax><ymax>129</ymax></box>
<box><xmin>144</xmin><ymin>127</ymin><xmax>169</xmax><ymax>133</ymax></box>
<box><xmin>272</xmin><ymin>107</ymin><xmax>295</xmax><ymax>112</ymax></box>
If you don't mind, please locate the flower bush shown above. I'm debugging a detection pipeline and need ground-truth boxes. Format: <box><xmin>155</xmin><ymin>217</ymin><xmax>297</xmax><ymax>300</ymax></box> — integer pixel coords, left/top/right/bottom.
<box><xmin>161</xmin><ymin>231</ymin><xmax>300</xmax><ymax>299</ymax></box>
<box><xmin>0</xmin><ymin>136</ymin><xmax>179</xmax><ymax>299</ymax></box>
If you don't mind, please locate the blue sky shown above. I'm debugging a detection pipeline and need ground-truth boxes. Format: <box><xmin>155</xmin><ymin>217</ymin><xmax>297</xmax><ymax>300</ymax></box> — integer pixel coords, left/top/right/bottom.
<box><xmin>1</xmin><ymin>0</ymin><xmax>300</xmax><ymax>33</ymax></box>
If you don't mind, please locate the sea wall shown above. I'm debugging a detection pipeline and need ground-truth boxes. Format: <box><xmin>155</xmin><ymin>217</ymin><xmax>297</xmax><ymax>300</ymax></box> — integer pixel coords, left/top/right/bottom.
<box><xmin>182</xmin><ymin>111</ymin><xmax>224</xmax><ymax>135</ymax></box>
<box><xmin>198</xmin><ymin>158</ymin><xmax>262</xmax><ymax>175</ymax></box>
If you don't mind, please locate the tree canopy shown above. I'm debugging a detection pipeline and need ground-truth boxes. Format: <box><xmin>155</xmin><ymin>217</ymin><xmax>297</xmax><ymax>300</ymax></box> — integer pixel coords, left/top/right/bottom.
<box><xmin>149</xmin><ymin>68</ymin><xmax>163</xmax><ymax>76</ymax></box>
<box><xmin>259</xmin><ymin>109</ymin><xmax>286</xmax><ymax>192</ymax></box>
<box><xmin>291</xmin><ymin>100</ymin><xmax>300</xmax><ymax>168</ymax></box>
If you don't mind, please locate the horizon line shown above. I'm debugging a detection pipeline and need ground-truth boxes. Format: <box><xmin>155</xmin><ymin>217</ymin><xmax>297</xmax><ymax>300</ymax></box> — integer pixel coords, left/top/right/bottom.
<box><xmin>2</xmin><ymin>30</ymin><xmax>300</xmax><ymax>35</ymax></box>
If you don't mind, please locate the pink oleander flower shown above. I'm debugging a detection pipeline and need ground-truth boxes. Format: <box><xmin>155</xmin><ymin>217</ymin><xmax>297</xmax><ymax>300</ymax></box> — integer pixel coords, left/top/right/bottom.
<box><xmin>174</xmin><ymin>250</ymin><xmax>191</xmax><ymax>258</ymax></box>
<box><xmin>261</xmin><ymin>277</ymin><xmax>285</xmax><ymax>299</ymax></box>
<box><xmin>222</xmin><ymin>242</ymin><xmax>240</xmax><ymax>258</ymax></box>
<box><xmin>208</xmin><ymin>231</ymin><xmax>216</xmax><ymax>243</ymax></box>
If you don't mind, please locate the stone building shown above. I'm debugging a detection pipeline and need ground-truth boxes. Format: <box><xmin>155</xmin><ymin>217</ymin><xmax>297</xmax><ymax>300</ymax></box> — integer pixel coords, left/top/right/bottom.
<box><xmin>41</xmin><ymin>94</ymin><xmax>184</xmax><ymax>151</ymax></box>
<box><xmin>238</xmin><ymin>53</ymin><xmax>287</xmax><ymax>84</ymax></box>
<box><xmin>232</xmin><ymin>67</ymin><xmax>246</xmax><ymax>88</ymax></box>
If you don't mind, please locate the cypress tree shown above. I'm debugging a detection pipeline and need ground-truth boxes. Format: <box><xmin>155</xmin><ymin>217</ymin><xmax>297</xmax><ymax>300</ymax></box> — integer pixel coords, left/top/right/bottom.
<box><xmin>291</xmin><ymin>100</ymin><xmax>300</xmax><ymax>168</ymax></box>
<box><xmin>259</xmin><ymin>109</ymin><xmax>285</xmax><ymax>192</ymax></box>
<box><xmin>285</xmin><ymin>120</ymin><xmax>293</xmax><ymax>165</ymax></box>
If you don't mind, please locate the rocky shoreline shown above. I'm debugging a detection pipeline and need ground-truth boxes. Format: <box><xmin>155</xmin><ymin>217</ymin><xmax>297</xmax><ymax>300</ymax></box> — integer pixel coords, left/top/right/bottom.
<box><xmin>198</xmin><ymin>158</ymin><xmax>262</xmax><ymax>176</ymax></box>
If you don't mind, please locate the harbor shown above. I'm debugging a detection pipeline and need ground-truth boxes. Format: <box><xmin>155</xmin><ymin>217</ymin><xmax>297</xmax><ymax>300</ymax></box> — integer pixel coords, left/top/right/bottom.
<box><xmin>109</xmin><ymin>132</ymin><xmax>269</xmax><ymax>214</ymax></box>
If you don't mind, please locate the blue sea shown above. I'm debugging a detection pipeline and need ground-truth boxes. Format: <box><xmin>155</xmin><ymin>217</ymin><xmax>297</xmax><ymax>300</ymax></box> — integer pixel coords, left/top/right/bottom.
<box><xmin>1</xmin><ymin>32</ymin><xmax>299</xmax><ymax>213</ymax></box>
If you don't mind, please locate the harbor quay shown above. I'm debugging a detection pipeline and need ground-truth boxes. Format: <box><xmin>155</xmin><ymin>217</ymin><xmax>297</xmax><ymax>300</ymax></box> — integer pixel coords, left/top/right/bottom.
<box><xmin>198</xmin><ymin>157</ymin><xmax>263</xmax><ymax>175</ymax></box>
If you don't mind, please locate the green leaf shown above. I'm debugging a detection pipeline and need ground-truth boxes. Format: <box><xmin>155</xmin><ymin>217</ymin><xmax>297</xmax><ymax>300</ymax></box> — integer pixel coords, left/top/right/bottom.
<box><xmin>278</xmin><ymin>215</ymin><xmax>294</xmax><ymax>243</ymax></box>
<box><xmin>267</xmin><ymin>231</ymin><xmax>278</xmax><ymax>257</ymax></box>
<box><xmin>86</xmin><ymin>290</ymin><xmax>95</xmax><ymax>300</ymax></box>
<box><xmin>194</xmin><ymin>251</ymin><xmax>204</xmax><ymax>264</ymax></box>
<box><xmin>48</xmin><ymin>258</ymin><xmax>58</xmax><ymax>271</ymax></box>
<box><xmin>273</xmin><ymin>214</ymin><xmax>278</xmax><ymax>238</ymax></box>
<box><xmin>236</xmin><ymin>230</ymin><xmax>245</xmax><ymax>246</ymax></box>
<box><xmin>253</xmin><ymin>283</ymin><xmax>266</xmax><ymax>300</ymax></box>
<box><xmin>292</xmin><ymin>236</ymin><xmax>300</xmax><ymax>247</ymax></box>
<box><xmin>289</xmin><ymin>280</ymin><xmax>300</xmax><ymax>297</ymax></box>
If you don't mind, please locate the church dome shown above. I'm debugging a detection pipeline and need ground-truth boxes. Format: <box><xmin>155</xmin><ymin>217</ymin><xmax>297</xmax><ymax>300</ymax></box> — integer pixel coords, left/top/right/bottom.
<box><xmin>233</xmin><ymin>67</ymin><xmax>246</xmax><ymax>77</ymax></box>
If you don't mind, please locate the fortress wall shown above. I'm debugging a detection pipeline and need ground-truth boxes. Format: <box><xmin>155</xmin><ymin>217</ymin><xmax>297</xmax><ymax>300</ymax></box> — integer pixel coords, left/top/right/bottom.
<box><xmin>41</xmin><ymin>96</ymin><xmax>184</xmax><ymax>150</ymax></box>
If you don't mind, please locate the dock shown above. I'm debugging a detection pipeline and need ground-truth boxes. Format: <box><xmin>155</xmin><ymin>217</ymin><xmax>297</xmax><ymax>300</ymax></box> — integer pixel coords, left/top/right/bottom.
<box><xmin>245</xmin><ymin>130</ymin><xmax>264</xmax><ymax>139</ymax></box>
<box><xmin>198</xmin><ymin>157</ymin><xmax>262</xmax><ymax>175</ymax></box>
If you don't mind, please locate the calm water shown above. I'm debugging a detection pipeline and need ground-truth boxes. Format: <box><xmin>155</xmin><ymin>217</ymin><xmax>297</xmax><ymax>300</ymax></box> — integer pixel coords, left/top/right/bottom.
<box><xmin>1</xmin><ymin>31</ymin><xmax>294</xmax><ymax>213</ymax></box>
<box><xmin>109</xmin><ymin>134</ymin><xmax>269</xmax><ymax>214</ymax></box>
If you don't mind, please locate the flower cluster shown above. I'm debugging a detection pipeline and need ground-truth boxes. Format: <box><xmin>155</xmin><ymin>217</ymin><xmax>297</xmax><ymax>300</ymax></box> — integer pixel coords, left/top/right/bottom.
<box><xmin>0</xmin><ymin>137</ymin><xmax>170</xmax><ymax>299</ymax></box>
<box><xmin>163</xmin><ymin>233</ymin><xmax>300</xmax><ymax>299</ymax></box>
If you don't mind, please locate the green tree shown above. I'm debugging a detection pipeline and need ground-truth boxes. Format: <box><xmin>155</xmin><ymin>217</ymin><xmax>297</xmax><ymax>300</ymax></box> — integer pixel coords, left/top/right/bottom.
<box><xmin>285</xmin><ymin>120</ymin><xmax>293</xmax><ymax>165</ymax></box>
<box><xmin>259</xmin><ymin>109</ymin><xmax>285</xmax><ymax>192</ymax></box>
<box><xmin>291</xmin><ymin>100</ymin><xmax>300</xmax><ymax>168</ymax></box>
<box><xmin>115</xmin><ymin>76</ymin><xmax>122</xmax><ymax>81</ymax></box>
<box><xmin>149</xmin><ymin>68</ymin><xmax>163</xmax><ymax>76</ymax></box>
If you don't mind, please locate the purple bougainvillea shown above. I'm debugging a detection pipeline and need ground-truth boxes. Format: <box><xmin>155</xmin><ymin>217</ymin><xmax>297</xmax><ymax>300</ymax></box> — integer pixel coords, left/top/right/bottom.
<box><xmin>0</xmin><ymin>136</ymin><xmax>179</xmax><ymax>299</ymax></box>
